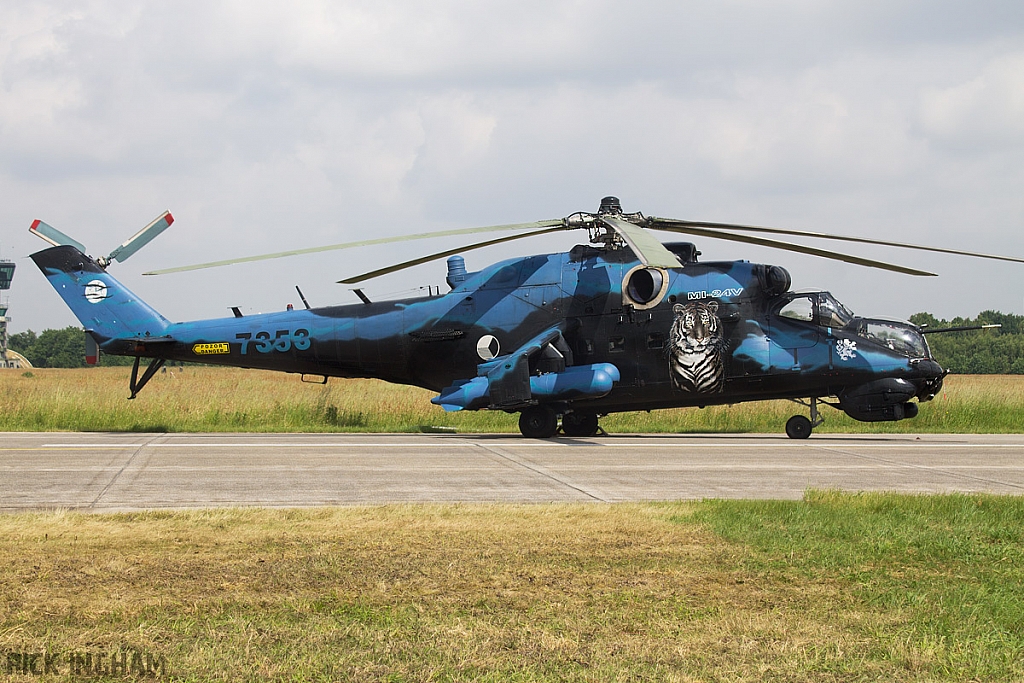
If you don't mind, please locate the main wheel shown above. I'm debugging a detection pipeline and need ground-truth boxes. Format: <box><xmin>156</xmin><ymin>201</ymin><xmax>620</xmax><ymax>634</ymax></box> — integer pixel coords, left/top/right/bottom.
<box><xmin>519</xmin><ymin>406</ymin><xmax>559</xmax><ymax>439</ymax></box>
<box><xmin>785</xmin><ymin>415</ymin><xmax>813</xmax><ymax>439</ymax></box>
<box><xmin>561</xmin><ymin>411</ymin><xmax>599</xmax><ymax>437</ymax></box>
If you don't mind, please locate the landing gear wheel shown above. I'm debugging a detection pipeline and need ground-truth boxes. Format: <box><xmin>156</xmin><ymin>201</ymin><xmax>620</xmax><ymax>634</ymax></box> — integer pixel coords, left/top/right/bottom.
<box><xmin>561</xmin><ymin>411</ymin><xmax>599</xmax><ymax>437</ymax></box>
<box><xmin>519</xmin><ymin>406</ymin><xmax>559</xmax><ymax>439</ymax></box>
<box><xmin>785</xmin><ymin>415</ymin><xmax>813</xmax><ymax>440</ymax></box>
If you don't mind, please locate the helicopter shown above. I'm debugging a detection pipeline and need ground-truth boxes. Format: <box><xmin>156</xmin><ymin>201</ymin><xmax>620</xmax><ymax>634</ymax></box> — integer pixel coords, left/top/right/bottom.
<box><xmin>28</xmin><ymin>197</ymin><xmax>1024</xmax><ymax>439</ymax></box>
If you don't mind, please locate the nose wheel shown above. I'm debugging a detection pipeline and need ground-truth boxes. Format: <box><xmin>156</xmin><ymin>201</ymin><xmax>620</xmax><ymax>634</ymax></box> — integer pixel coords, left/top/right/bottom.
<box><xmin>786</xmin><ymin>397</ymin><xmax>826</xmax><ymax>439</ymax></box>
<box><xmin>785</xmin><ymin>415</ymin><xmax>812</xmax><ymax>439</ymax></box>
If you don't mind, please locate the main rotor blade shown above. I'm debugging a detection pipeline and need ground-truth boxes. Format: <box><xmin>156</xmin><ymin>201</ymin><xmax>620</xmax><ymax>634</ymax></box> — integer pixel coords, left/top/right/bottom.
<box><xmin>648</xmin><ymin>217</ymin><xmax>1024</xmax><ymax>265</ymax></box>
<box><xmin>654</xmin><ymin>223</ymin><xmax>937</xmax><ymax>276</ymax></box>
<box><xmin>598</xmin><ymin>216</ymin><xmax>683</xmax><ymax>269</ymax></box>
<box><xmin>143</xmin><ymin>219</ymin><xmax>564</xmax><ymax>275</ymax></box>
<box><xmin>338</xmin><ymin>226</ymin><xmax>566</xmax><ymax>284</ymax></box>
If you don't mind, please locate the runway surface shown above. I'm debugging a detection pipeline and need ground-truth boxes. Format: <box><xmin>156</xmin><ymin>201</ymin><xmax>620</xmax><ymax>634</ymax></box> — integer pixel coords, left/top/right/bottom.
<box><xmin>2</xmin><ymin>432</ymin><xmax>1023</xmax><ymax>511</ymax></box>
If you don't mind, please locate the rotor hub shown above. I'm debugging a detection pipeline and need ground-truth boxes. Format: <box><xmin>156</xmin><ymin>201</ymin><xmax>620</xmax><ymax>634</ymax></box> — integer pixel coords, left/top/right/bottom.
<box><xmin>598</xmin><ymin>196</ymin><xmax>622</xmax><ymax>215</ymax></box>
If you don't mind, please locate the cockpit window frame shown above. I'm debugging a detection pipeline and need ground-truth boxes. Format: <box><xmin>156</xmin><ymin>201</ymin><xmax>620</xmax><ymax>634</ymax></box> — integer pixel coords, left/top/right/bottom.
<box><xmin>817</xmin><ymin>293</ymin><xmax>854</xmax><ymax>328</ymax></box>
<box><xmin>774</xmin><ymin>291</ymin><xmax>855</xmax><ymax>329</ymax></box>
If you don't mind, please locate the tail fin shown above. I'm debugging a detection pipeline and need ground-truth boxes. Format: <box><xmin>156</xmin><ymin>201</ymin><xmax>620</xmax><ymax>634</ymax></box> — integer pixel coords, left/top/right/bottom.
<box><xmin>31</xmin><ymin>245</ymin><xmax>171</xmax><ymax>349</ymax></box>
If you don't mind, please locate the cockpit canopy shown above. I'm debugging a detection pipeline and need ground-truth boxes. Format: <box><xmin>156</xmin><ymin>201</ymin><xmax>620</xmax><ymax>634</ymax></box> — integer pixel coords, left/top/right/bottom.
<box><xmin>775</xmin><ymin>291</ymin><xmax>931</xmax><ymax>359</ymax></box>
<box><xmin>777</xmin><ymin>292</ymin><xmax>854</xmax><ymax>328</ymax></box>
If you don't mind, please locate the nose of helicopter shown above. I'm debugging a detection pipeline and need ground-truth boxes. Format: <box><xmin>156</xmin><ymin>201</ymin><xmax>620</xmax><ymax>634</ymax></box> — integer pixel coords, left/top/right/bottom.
<box><xmin>910</xmin><ymin>358</ymin><xmax>946</xmax><ymax>402</ymax></box>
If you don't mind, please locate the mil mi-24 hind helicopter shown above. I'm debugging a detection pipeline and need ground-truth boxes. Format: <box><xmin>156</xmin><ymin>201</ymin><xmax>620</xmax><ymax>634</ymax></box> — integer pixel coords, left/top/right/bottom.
<box><xmin>29</xmin><ymin>197</ymin><xmax>1022</xmax><ymax>438</ymax></box>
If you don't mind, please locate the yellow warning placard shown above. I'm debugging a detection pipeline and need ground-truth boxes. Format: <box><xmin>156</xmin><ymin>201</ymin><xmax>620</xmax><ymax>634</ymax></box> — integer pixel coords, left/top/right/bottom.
<box><xmin>192</xmin><ymin>342</ymin><xmax>230</xmax><ymax>355</ymax></box>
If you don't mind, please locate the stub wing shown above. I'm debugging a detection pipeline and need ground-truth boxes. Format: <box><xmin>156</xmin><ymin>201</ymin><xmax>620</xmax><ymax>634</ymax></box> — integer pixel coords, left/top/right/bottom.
<box><xmin>432</xmin><ymin>325</ymin><xmax>620</xmax><ymax>412</ymax></box>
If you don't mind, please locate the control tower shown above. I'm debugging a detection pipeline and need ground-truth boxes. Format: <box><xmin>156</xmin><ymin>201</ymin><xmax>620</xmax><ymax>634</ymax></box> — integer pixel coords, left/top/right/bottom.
<box><xmin>0</xmin><ymin>258</ymin><xmax>15</xmax><ymax>368</ymax></box>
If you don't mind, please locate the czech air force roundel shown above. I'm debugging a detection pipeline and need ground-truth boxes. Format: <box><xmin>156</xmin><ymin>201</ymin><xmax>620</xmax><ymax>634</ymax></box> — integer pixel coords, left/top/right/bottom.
<box><xmin>84</xmin><ymin>280</ymin><xmax>108</xmax><ymax>304</ymax></box>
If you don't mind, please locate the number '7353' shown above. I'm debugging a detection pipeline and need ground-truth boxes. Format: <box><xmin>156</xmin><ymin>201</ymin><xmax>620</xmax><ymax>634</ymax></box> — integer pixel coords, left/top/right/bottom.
<box><xmin>236</xmin><ymin>329</ymin><xmax>311</xmax><ymax>354</ymax></box>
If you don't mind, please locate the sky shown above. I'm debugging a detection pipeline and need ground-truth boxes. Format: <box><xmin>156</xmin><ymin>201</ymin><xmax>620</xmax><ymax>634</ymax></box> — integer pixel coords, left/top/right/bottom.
<box><xmin>2</xmin><ymin>0</ymin><xmax>1024</xmax><ymax>333</ymax></box>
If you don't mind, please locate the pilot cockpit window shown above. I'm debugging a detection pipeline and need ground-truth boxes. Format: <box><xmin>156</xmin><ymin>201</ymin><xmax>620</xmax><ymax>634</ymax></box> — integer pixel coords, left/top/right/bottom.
<box><xmin>817</xmin><ymin>294</ymin><xmax>854</xmax><ymax>328</ymax></box>
<box><xmin>778</xmin><ymin>293</ymin><xmax>855</xmax><ymax>328</ymax></box>
<box><xmin>856</xmin><ymin>320</ymin><xmax>930</xmax><ymax>359</ymax></box>
<box><xmin>778</xmin><ymin>296</ymin><xmax>814</xmax><ymax>322</ymax></box>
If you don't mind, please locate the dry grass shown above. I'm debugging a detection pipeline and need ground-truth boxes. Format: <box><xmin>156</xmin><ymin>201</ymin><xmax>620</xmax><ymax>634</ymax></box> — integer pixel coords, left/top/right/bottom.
<box><xmin>3</xmin><ymin>497</ymin><xmax>1023</xmax><ymax>681</ymax></box>
<box><xmin>0</xmin><ymin>504</ymin><xmax>959</xmax><ymax>681</ymax></box>
<box><xmin>0</xmin><ymin>366</ymin><xmax>1021</xmax><ymax>433</ymax></box>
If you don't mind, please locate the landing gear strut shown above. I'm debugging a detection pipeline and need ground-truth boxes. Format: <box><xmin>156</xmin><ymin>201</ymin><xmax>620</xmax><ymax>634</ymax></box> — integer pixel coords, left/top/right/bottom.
<box><xmin>129</xmin><ymin>356</ymin><xmax>166</xmax><ymax>399</ymax></box>
<box><xmin>786</xmin><ymin>397</ymin><xmax>826</xmax><ymax>439</ymax></box>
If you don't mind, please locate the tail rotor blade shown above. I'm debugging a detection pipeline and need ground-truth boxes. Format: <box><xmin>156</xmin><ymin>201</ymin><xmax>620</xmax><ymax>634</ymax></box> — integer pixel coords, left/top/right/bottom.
<box><xmin>29</xmin><ymin>220</ymin><xmax>87</xmax><ymax>253</ymax></box>
<box><xmin>106</xmin><ymin>211</ymin><xmax>174</xmax><ymax>264</ymax></box>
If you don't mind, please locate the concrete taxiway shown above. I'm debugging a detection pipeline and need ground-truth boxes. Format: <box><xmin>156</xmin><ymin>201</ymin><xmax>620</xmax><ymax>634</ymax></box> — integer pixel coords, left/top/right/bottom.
<box><xmin>1</xmin><ymin>432</ymin><xmax>1023</xmax><ymax>511</ymax></box>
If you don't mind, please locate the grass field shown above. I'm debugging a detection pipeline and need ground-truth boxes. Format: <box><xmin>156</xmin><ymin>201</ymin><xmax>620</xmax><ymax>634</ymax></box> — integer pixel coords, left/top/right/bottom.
<box><xmin>0</xmin><ymin>366</ymin><xmax>1022</xmax><ymax>433</ymax></box>
<box><xmin>2</xmin><ymin>493</ymin><xmax>1023</xmax><ymax>682</ymax></box>
<box><xmin>3</xmin><ymin>370</ymin><xmax>1023</xmax><ymax>680</ymax></box>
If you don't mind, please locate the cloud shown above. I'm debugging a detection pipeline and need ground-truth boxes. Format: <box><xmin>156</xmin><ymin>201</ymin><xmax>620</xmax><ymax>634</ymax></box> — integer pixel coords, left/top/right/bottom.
<box><xmin>2</xmin><ymin>1</ymin><xmax>1024</xmax><ymax>333</ymax></box>
<box><xmin>918</xmin><ymin>53</ymin><xmax>1024</xmax><ymax>150</ymax></box>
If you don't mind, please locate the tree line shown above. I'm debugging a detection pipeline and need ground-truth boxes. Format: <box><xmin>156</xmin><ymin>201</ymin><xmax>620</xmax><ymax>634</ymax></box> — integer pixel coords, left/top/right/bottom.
<box><xmin>8</xmin><ymin>311</ymin><xmax>1024</xmax><ymax>373</ymax></box>
<box><xmin>908</xmin><ymin>310</ymin><xmax>1024</xmax><ymax>375</ymax></box>
<box><xmin>7</xmin><ymin>328</ymin><xmax>133</xmax><ymax>368</ymax></box>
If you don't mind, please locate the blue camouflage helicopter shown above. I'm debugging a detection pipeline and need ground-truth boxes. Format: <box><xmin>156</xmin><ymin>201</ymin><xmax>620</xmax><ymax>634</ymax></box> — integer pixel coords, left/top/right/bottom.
<box><xmin>28</xmin><ymin>197</ymin><xmax>1021</xmax><ymax>438</ymax></box>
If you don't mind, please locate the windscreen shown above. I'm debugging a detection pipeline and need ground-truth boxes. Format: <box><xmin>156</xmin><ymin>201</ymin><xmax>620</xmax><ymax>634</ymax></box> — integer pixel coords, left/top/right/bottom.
<box><xmin>851</xmin><ymin>319</ymin><xmax>930</xmax><ymax>358</ymax></box>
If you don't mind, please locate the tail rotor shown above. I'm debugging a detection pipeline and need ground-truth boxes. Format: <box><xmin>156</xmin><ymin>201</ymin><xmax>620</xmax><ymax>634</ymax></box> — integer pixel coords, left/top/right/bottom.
<box><xmin>30</xmin><ymin>211</ymin><xmax>174</xmax><ymax>268</ymax></box>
